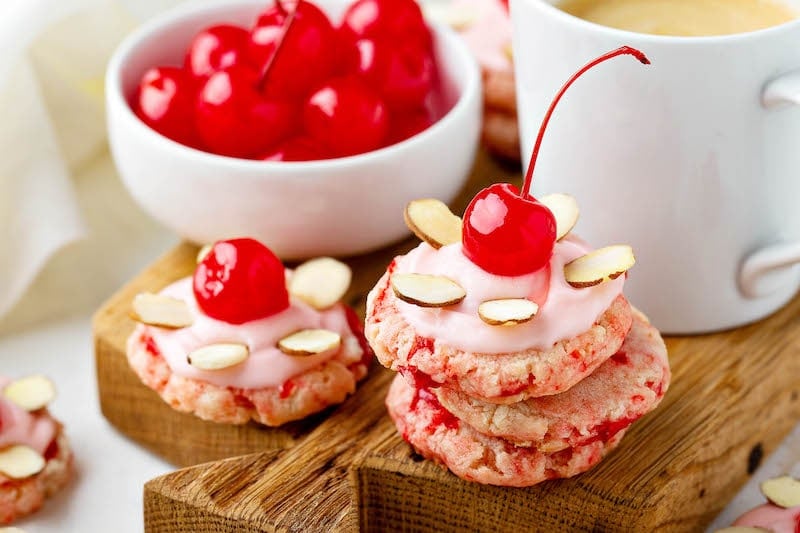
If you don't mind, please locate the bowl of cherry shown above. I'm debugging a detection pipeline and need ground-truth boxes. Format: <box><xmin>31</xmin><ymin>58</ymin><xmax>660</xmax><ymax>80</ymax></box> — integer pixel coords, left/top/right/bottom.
<box><xmin>106</xmin><ymin>0</ymin><xmax>481</xmax><ymax>259</ymax></box>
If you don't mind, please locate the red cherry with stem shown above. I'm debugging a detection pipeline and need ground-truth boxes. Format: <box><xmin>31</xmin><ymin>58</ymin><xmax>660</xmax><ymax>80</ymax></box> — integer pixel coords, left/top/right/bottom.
<box><xmin>340</xmin><ymin>0</ymin><xmax>431</xmax><ymax>51</ymax></box>
<box><xmin>462</xmin><ymin>46</ymin><xmax>650</xmax><ymax>276</ymax></box>
<box><xmin>248</xmin><ymin>0</ymin><xmax>338</xmax><ymax>98</ymax></box>
<box><xmin>195</xmin><ymin>64</ymin><xmax>296</xmax><ymax>158</ymax></box>
<box><xmin>347</xmin><ymin>38</ymin><xmax>435</xmax><ymax>110</ymax></box>
<box><xmin>304</xmin><ymin>76</ymin><xmax>389</xmax><ymax>157</ymax></box>
<box><xmin>193</xmin><ymin>238</ymin><xmax>289</xmax><ymax>324</ymax></box>
<box><xmin>134</xmin><ymin>66</ymin><xmax>199</xmax><ymax>147</ymax></box>
<box><xmin>260</xmin><ymin>135</ymin><xmax>330</xmax><ymax>161</ymax></box>
<box><xmin>185</xmin><ymin>24</ymin><xmax>249</xmax><ymax>79</ymax></box>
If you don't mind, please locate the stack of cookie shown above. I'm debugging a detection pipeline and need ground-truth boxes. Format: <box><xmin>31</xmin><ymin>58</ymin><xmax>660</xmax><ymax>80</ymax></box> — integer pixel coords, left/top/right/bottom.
<box><xmin>426</xmin><ymin>0</ymin><xmax>520</xmax><ymax>161</ymax></box>
<box><xmin>365</xmin><ymin>196</ymin><xmax>671</xmax><ymax>487</ymax></box>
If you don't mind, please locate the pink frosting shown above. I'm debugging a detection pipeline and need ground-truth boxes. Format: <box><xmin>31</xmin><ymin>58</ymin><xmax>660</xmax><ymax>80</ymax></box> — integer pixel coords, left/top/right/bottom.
<box><xmin>450</xmin><ymin>0</ymin><xmax>512</xmax><ymax>72</ymax></box>
<box><xmin>733</xmin><ymin>503</ymin><xmax>800</xmax><ymax>532</ymax></box>
<box><xmin>0</xmin><ymin>376</ymin><xmax>57</xmax><ymax>455</ymax></box>
<box><xmin>147</xmin><ymin>277</ymin><xmax>363</xmax><ymax>389</ymax></box>
<box><xmin>393</xmin><ymin>237</ymin><xmax>625</xmax><ymax>353</ymax></box>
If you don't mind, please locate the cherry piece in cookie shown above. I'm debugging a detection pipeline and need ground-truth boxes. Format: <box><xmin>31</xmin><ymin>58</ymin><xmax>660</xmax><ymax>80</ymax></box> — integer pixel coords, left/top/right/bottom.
<box><xmin>248</xmin><ymin>0</ymin><xmax>338</xmax><ymax>98</ymax></box>
<box><xmin>193</xmin><ymin>238</ymin><xmax>290</xmax><ymax>324</ymax></box>
<box><xmin>195</xmin><ymin>64</ymin><xmax>296</xmax><ymax>158</ymax></box>
<box><xmin>134</xmin><ymin>67</ymin><xmax>198</xmax><ymax>148</ymax></box>
<box><xmin>462</xmin><ymin>46</ymin><xmax>650</xmax><ymax>277</ymax></box>
<box><xmin>304</xmin><ymin>76</ymin><xmax>389</xmax><ymax>157</ymax></box>
<box><xmin>185</xmin><ymin>24</ymin><xmax>249</xmax><ymax>79</ymax></box>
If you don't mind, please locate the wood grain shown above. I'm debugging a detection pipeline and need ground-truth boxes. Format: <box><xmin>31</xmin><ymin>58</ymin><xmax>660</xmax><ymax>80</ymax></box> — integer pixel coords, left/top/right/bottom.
<box><xmin>94</xmin><ymin>150</ymin><xmax>800</xmax><ymax>531</ymax></box>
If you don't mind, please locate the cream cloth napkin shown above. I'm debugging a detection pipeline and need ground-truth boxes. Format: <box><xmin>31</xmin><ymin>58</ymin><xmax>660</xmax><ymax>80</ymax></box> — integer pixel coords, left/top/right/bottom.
<box><xmin>0</xmin><ymin>0</ymin><xmax>187</xmax><ymax>321</ymax></box>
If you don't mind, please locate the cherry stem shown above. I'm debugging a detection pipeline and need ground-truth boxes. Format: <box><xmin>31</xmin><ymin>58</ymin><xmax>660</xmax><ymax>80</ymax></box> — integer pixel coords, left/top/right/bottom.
<box><xmin>257</xmin><ymin>0</ymin><xmax>301</xmax><ymax>92</ymax></box>
<box><xmin>520</xmin><ymin>46</ymin><xmax>650</xmax><ymax>199</ymax></box>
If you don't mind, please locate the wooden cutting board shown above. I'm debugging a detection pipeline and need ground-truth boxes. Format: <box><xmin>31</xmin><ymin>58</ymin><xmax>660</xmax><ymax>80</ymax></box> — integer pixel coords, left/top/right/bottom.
<box><xmin>94</xmin><ymin>150</ymin><xmax>800</xmax><ymax>531</ymax></box>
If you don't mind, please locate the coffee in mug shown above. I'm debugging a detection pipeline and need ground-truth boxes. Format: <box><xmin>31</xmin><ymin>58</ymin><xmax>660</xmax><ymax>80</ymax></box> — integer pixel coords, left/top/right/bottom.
<box><xmin>555</xmin><ymin>0</ymin><xmax>796</xmax><ymax>36</ymax></box>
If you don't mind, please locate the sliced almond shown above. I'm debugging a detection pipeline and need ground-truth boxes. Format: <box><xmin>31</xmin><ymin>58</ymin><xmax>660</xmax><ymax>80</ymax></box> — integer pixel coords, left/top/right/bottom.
<box><xmin>423</xmin><ymin>4</ymin><xmax>478</xmax><ymax>30</ymax></box>
<box><xmin>761</xmin><ymin>475</ymin><xmax>800</xmax><ymax>508</ymax></box>
<box><xmin>391</xmin><ymin>273</ymin><xmax>466</xmax><ymax>308</ymax></box>
<box><xmin>503</xmin><ymin>42</ymin><xmax>513</xmax><ymax>61</ymax></box>
<box><xmin>0</xmin><ymin>527</ymin><xmax>30</xmax><ymax>533</ymax></box>
<box><xmin>564</xmin><ymin>245</ymin><xmax>635</xmax><ymax>289</ymax></box>
<box><xmin>131</xmin><ymin>292</ymin><xmax>194</xmax><ymax>329</ymax></box>
<box><xmin>187</xmin><ymin>343</ymin><xmax>249</xmax><ymax>370</ymax></box>
<box><xmin>404</xmin><ymin>199</ymin><xmax>462</xmax><ymax>249</ymax></box>
<box><xmin>278</xmin><ymin>329</ymin><xmax>341</xmax><ymax>356</ymax></box>
<box><xmin>196</xmin><ymin>244</ymin><xmax>213</xmax><ymax>263</ymax></box>
<box><xmin>478</xmin><ymin>298</ymin><xmax>539</xmax><ymax>326</ymax></box>
<box><xmin>288</xmin><ymin>257</ymin><xmax>352</xmax><ymax>310</ymax></box>
<box><xmin>3</xmin><ymin>375</ymin><xmax>56</xmax><ymax>411</ymax></box>
<box><xmin>0</xmin><ymin>445</ymin><xmax>45</xmax><ymax>479</ymax></box>
<box><xmin>540</xmin><ymin>193</ymin><xmax>579</xmax><ymax>241</ymax></box>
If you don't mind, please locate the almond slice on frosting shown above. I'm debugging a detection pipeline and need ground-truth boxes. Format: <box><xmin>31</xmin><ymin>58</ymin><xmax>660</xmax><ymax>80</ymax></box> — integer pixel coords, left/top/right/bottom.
<box><xmin>0</xmin><ymin>445</ymin><xmax>45</xmax><ymax>479</ymax></box>
<box><xmin>278</xmin><ymin>329</ymin><xmax>341</xmax><ymax>356</ymax></box>
<box><xmin>196</xmin><ymin>244</ymin><xmax>213</xmax><ymax>263</ymax></box>
<box><xmin>564</xmin><ymin>245</ymin><xmax>635</xmax><ymax>288</ymax></box>
<box><xmin>761</xmin><ymin>476</ymin><xmax>800</xmax><ymax>508</ymax></box>
<box><xmin>404</xmin><ymin>199</ymin><xmax>462</xmax><ymax>250</ymax></box>
<box><xmin>539</xmin><ymin>193</ymin><xmax>579</xmax><ymax>241</ymax></box>
<box><xmin>131</xmin><ymin>292</ymin><xmax>194</xmax><ymax>329</ymax></box>
<box><xmin>391</xmin><ymin>273</ymin><xmax>466</xmax><ymax>308</ymax></box>
<box><xmin>478</xmin><ymin>298</ymin><xmax>539</xmax><ymax>326</ymax></box>
<box><xmin>3</xmin><ymin>375</ymin><xmax>56</xmax><ymax>411</ymax></box>
<box><xmin>288</xmin><ymin>257</ymin><xmax>352</xmax><ymax>310</ymax></box>
<box><xmin>187</xmin><ymin>343</ymin><xmax>249</xmax><ymax>370</ymax></box>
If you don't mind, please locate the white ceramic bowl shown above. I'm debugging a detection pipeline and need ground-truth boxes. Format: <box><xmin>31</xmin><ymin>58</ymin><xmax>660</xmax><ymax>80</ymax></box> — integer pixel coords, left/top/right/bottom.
<box><xmin>106</xmin><ymin>0</ymin><xmax>481</xmax><ymax>259</ymax></box>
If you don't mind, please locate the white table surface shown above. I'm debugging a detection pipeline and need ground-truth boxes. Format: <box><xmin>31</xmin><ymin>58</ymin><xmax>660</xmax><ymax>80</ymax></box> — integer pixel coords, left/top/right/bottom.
<box><xmin>3</xmin><ymin>150</ymin><xmax>799</xmax><ymax>532</ymax></box>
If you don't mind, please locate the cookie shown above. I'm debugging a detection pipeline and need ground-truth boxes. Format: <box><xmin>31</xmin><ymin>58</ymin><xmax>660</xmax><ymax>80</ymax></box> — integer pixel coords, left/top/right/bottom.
<box><xmin>367</xmin><ymin>270</ymin><xmax>632</xmax><ymax>403</ymax></box>
<box><xmin>0</xmin><ymin>428</ymin><xmax>73</xmax><ymax>524</ymax></box>
<box><xmin>127</xmin><ymin>322</ymin><xmax>370</xmax><ymax>426</ymax></box>
<box><xmin>386</xmin><ymin>374</ymin><xmax>625</xmax><ymax>487</ymax></box>
<box><xmin>436</xmin><ymin>309</ymin><xmax>669</xmax><ymax>449</ymax></box>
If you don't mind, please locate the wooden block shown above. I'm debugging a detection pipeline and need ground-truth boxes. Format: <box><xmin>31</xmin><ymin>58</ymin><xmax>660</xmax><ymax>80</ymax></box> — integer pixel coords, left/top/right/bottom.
<box><xmin>95</xmin><ymin>150</ymin><xmax>800</xmax><ymax>530</ymax></box>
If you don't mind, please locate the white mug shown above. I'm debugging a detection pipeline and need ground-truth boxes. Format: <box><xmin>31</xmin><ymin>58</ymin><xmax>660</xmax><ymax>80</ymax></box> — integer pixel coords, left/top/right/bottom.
<box><xmin>510</xmin><ymin>0</ymin><xmax>800</xmax><ymax>333</ymax></box>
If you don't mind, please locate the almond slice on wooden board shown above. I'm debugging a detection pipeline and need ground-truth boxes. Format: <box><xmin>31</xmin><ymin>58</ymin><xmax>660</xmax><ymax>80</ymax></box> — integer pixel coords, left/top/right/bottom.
<box><xmin>3</xmin><ymin>375</ymin><xmax>56</xmax><ymax>411</ymax></box>
<box><xmin>0</xmin><ymin>445</ymin><xmax>45</xmax><ymax>479</ymax></box>
<box><xmin>131</xmin><ymin>292</ymin><xmax>194</xmax><ymax>329</ymax></box>
<box><xmin>187</xmin><ymin>343</ymin><xmax>249</xmax><ymax>370</ymax></box>
<box><xmin>760</xmin><ymin>475</ymin><xmax>800</xmax><ymax>508</ymax></box>
<box><xmin>288</xmin><ymin>257</ymin><xmax>352</xmax><ymax>310</ymax></box>
<box><xmin>539</xmin><ymin>193</ymin><xmax>579</xmax><ymax>241</ymax></box>
<box><xmin>391</xmin><ymin>273</ymin><xmax>466</xmax><ymax>308</ymax></box>
<box><xmin>564</xmin><ymin>245</ymin><xmax>635</xmax><ymax>288</ymax></box>
<box><xmin>404</xmin><ymin>199</ymin><xmax>462</xmax><ymax>250</ymax></box>
<box><xmin>478</xmin><ymin>298</ymin><xmax>539</xmax><ymax>326</ymax></box>
<box><xmin>278</xmin><ymin>329</ymin><xmax>341</xmax><ymax>357</ymax></box>
<box><xmin>196</xmin><ymin>244</ymin><xmax>213</xmax><ymax>264</ymax></box>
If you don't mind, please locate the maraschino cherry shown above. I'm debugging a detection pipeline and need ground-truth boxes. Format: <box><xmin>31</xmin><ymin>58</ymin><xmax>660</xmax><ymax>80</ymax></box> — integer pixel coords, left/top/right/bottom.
<box><xmin>248</xmin><ymin>0</ymin><xmax>338</xmax><ymax>98</ymax></box>
<box><xmin>194</xmin><ymin>238</ymin><xmax>290</xmax><ymax>324</ymax></box>
<box><xmin>462</xmin><ymin>47</ymin><xmax>650</xmax><ymax>276</ymax></box>
<box><xmin>134</xmin><ymin>67</ymin><xmax>198</xmax><ymax>147</ymax></box>
<box><xmin>260</xmin><ymin>135</ymin><xmax>329</xmax><ymax>161</ymax></box>
<box><xmin>185</xmin><ymin>24</ymin><xmax>249</xmax><ymax>79</ymax></box>
<box><xmin>304</xmin><ymin>76</ymin><xmax>389</xmax><ymax>157</ymax></box>
<box><xmin>195</xmin><ymin>64</ymin><xmax>296</xmax><ymax>158</ymax></box>
<box><xmin>340</xmin><ymin>0</ymin><xmax>430</xmax><ymax>51</ymax></box>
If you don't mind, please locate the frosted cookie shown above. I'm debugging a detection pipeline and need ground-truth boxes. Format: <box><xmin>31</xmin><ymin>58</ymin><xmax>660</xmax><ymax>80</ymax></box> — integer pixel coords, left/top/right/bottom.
<box><xmin>436</xmin><ymin>309</ymin><xmax>669</xmax><ymax>449</ymax></box>
<box><xmin>385</xmin><ymin>373</ymin><xmax>625</xmax><ymax>487</ymax></box>
<box><xmin>719</xmin><ymin>475</ymin><xmax>800</xmax><ymax>533</ymax></box>
<box><xmin>367</xmin><ymin>257</ymin><xmax>632</xmax><ymax>402</ymax></box>
<box><xmin>0</xmin><ymin>376</ymin><xmax>73</xmax><ymax>524</ymax></box>
<box><xmin>127</xmin><ymin>238</ymin><xmax>371</xmax><ymax>426</ymax></box>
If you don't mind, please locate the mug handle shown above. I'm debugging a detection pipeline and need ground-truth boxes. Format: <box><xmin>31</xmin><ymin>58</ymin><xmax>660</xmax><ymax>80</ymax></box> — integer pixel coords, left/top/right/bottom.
<box><xmin>738</xmin><ymin>72</ymin><xmax>800</xmax><ymax>298</ymax></box>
